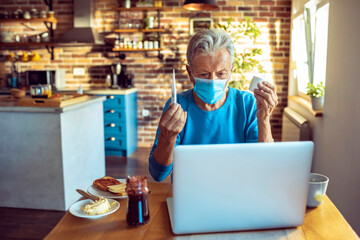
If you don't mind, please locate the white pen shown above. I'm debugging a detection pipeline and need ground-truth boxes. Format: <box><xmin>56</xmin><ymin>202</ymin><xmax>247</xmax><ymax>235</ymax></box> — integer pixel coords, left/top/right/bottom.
<box><xmin>171</xmin><ymin>69</ymin><xmax>177</xmax><ymax>104</ymax></box>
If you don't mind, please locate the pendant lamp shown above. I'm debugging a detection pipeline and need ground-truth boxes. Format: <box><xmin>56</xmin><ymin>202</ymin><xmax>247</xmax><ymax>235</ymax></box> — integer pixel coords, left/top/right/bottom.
<box><xmin>183</xmin><ymin>0</ymin><xmax>219</xmax><ymax>11</ymax></box>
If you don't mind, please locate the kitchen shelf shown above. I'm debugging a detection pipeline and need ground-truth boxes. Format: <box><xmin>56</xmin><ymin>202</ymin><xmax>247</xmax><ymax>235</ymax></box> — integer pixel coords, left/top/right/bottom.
<box><xmin>0</xmin><ymin>17</ymin><xmax>57</xmax><ymax>23</ymax></box>
<box><xmin>0</xmin><ymin>0</ymin><xmax>57</xmax><ymax>60</ymax></box>
<box><xmin>113</xmin><ymin>7</ymin><xmax>164</xmax><ymax>11</ymax></box>
<box><xmin>112</xmin><ymin>48</ymin><xmax>163</xmax><ymax>52</ymax></box>
<box><xmin>112</xmin><ymin>6</ymin><xmax>164</xmax><ymax>59</ymax></box>
<box><xmin>113</xmin><ymin>28</ymin><xmax>165</xmax><ymax>33</ymax></box>
<box><xmin>0</xmin><ymin>42</ymin><xmax>53</xmax><ymax>47</ymax></box>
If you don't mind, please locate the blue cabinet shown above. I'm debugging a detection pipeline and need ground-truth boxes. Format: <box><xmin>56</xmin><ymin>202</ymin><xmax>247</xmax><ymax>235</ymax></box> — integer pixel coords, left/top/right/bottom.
<box><xmin>96</xmin><ymin>91</ymin><xmax>137</xmax><ymax>157</ymax></box>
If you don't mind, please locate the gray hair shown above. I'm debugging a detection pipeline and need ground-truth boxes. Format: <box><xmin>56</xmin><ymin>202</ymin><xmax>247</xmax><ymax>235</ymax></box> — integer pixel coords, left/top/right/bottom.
<box><xmin>186</xmin><ymin>29</ymin><xmax>234</xmax><ymax>70</ymax></box>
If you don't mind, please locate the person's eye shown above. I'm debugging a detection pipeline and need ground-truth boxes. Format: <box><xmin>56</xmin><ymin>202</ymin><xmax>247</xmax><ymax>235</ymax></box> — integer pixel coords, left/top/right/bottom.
<box><xmin>217</xmin><ymin>72</ymin><xmax>227</xmax><ymax>78</ymax></box>
<box><xmin>199</xmin><ymin>73</ymin><xmax>208</xmax><ymax>78</ymax></box>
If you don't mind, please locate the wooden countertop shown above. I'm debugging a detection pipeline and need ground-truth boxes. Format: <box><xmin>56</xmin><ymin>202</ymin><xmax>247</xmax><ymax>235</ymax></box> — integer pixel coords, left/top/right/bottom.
<box><xmin>45</xmin><ymin>182</ymin><xmax>359</xmax><ymax>240</ymax></box>
<box><xmin>0</xmin><ymin>95</ymin><xmax>106</xmax><ymax>113</ymax></box>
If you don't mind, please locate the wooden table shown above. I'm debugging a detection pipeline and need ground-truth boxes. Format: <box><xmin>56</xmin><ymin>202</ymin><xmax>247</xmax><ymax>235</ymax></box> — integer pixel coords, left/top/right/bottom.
<box><xmin>45</xmin><ymin>183</ymin><xmax>359</xmax><ymax>240</ymax></box>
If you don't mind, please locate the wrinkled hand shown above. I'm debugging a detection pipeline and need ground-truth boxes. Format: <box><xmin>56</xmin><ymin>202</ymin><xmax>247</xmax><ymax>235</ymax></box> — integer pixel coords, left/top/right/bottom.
<box><xmin>159</xmin><ymin>103</ymin><xmax>187</xmax><ymax>142</ymax></box>
<box><xmin>253</xmin><ymin>81</ymin><xmax>278</xmax><ymax>122</ymax></box>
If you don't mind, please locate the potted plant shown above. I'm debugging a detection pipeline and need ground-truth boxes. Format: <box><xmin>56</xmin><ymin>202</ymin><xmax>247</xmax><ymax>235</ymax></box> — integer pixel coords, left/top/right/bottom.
<box><xmin>306</xmin><ymin>82</ymin><xmax>325</xmax><ymax>110</ymax></box>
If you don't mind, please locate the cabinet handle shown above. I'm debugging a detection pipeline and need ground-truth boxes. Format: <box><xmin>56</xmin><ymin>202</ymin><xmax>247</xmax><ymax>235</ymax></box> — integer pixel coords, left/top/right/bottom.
<box><xmin>107</xmin><ymin>109</ymin><xmax>115</xmax><ymax>113</ymax></box>
<box><xmin>108</xmin><ymin>137</ymin><xmax>116</xmax><ymax>141</ymax></box>
<box><xmin>108</xmin><ymin>123</ymin><xmax>116</xmax><ymax>127</ymax></box>
<box><xmin>108</xmin><ymin>95</ymin><xmax>115</xmax><ymax>99</ymax></box>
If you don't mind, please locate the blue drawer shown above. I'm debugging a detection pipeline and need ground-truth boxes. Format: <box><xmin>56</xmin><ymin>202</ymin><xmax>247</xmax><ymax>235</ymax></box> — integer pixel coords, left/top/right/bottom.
<box><xmin>104</xmin><ymin>120</ymin><xmax>126</xmax><ymax>135</ymax></box>
<box><xmin>105</xmin><ymin>134</ymin><xmax>126</xmax><ymax>150</ymax></box>
<box><xmin>103</xmin><ymin>95</ymin><xmax>125</xmax><ymax>108</ymax></box>
<box><xmin>103</xmin><ymin>108</ymin><xmax>126</xmax><ymax>122</ymax></box>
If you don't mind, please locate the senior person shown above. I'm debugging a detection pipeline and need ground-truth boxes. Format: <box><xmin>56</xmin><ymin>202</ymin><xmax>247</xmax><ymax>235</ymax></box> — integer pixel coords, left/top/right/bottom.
<box><xmin>149</xmin><ymin>29</ymin><xmax>278</xmax><ymax>182</ymax></box>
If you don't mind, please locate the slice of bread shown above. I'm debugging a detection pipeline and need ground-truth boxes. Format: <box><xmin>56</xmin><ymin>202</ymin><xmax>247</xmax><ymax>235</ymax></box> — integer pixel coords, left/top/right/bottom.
<box><xmin>93</xmin><ymin>176</ymin><xmax>121</xmax><ymax>192</ymax></box>
<box><xmin>108</xmin><ymin>184</ymin><xmax>126</xmax><ymax>195</ymax></box>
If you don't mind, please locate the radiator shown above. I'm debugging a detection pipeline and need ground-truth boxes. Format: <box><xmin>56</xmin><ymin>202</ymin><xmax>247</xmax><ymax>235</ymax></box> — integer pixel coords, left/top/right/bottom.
<box><xmin>281</xmin><ymin>107</ymin><xmax>310</xmax><ymax>141</ymax></box>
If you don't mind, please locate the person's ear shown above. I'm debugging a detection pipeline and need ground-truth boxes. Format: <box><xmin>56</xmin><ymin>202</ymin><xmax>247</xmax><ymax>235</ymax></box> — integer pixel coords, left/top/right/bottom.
<box><xmin>186</xmin><ymin>65</ymin><xmax>195</xmax><ymax>86</ymax></box>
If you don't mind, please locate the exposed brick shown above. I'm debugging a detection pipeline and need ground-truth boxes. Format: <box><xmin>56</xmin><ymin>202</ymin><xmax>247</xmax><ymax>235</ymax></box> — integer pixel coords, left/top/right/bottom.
<box><xmin>0</xmin><ymin>0</ymin><xmax>290</xmax><ymax>145</ymax></box>
<box><xmin>238</xmin><ymin>7</ymin><xmax>253</xmax><ymax>11</ymax></box>
<box><xmin>221</xmin><ymin>6</ymin><xmax>237</xmax><ymax>11</ymax></box>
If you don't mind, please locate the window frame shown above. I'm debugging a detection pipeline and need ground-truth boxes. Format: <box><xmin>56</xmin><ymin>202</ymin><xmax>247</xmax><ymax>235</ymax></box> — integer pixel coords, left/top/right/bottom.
<box><xmin>289</xmin><ymin>0</ymin><xmax>330</xmax><ymax>99</ymax></box>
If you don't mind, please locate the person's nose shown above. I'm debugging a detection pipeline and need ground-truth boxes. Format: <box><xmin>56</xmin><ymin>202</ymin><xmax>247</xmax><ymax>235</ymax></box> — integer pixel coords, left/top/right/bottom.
<box><xmin>209</xmin><ymin>73</ymin><xmax>216</xmax><ymax>80</ymax></box>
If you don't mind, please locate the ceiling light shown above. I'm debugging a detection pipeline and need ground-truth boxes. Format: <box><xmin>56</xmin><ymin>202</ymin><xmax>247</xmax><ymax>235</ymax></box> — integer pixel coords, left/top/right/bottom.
<box><xmin>183</xmin><ymin>0</ymin><xmax>219</xmax><ymax>11</ymax></box>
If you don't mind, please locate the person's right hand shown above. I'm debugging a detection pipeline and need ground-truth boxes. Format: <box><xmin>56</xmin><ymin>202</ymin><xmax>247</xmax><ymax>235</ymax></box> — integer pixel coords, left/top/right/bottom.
<box><xmin>158</xmin><ymin>103</ymin><xmax>187</xmax><ymax>142</ymax></box>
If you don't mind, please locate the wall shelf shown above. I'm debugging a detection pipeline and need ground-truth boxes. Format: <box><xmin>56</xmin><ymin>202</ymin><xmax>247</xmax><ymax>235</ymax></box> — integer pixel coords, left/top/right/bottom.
<box><xmin>0</xmin><ymin>18</ymin><xmax>57</xmax><ymax>23</ymax></box>
<box><xmin>0</xmin><ymin>0</ymin><xmax>56</xmax><ymax>60</ymax></box>
<box><xmin>112</xmin><ymin>48</ymin><xmax>163</xmax><ymax>52</ymax></box>
<box><xmin>112</xmin><ymin>6</ymin><xmax>164</xmax><ymax>59</ymax></box>
<box><xmin>113</xmin><ymin>28</ymin><xmax>165</xmax><ymax>33</ymax></box>
<box><xmin>112</xmin><ymin>7</ymin><xmax>164</xmax><ymax>11</ymax></box>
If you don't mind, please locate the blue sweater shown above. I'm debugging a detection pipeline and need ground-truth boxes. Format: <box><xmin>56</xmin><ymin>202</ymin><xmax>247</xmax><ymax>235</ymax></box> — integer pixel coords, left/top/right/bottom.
<box><xmin>149</xmin><ymin>87</ymin><xmax>258</xmax><ymax>182</ymax></box>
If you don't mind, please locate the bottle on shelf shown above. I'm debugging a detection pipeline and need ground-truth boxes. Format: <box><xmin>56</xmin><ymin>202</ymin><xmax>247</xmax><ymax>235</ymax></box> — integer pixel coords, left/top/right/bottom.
<box><xmin>11</xmin><ymin>63</ymin><xmax>18</xmax><ymax>88</ymax></box>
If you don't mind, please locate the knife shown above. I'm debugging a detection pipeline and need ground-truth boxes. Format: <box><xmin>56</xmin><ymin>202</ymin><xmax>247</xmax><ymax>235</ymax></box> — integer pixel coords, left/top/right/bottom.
<box><xmin>171</xmin><ymin>69</ymin><xmax>177</xmax><ymax>104</ymax></box>
<box><xmin>76</xmin><ymin>189</ymin><xmax>100</xmax><ymax>202</ymax></box>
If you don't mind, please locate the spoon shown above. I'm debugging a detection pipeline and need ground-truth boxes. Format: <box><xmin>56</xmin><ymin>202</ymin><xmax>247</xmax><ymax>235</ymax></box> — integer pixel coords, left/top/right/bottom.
<box><xmin>76</xmin><ymin>189</ymin><xmax>100</xmax><ymax>202</ymax></box>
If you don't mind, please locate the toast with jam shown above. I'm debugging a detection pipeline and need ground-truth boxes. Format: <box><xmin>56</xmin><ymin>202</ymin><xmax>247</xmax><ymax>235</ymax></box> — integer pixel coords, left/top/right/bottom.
<box><xmin>93</xmin><ymin>176</ymin><xmax>122</xmax><ymax>191</ymax></box>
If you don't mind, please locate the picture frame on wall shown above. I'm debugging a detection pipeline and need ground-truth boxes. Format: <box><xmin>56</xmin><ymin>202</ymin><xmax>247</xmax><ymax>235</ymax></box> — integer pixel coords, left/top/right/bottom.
<box><xmin>189</xmin><ymin>18</ymin><xmax>213</xmax><ymax>35</ymax></box>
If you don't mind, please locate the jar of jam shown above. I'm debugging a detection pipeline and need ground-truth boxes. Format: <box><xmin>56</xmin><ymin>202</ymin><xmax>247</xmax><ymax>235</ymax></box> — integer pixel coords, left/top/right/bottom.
<box><xmin>126</xmin><ymin>176</ymin><xmax>150</xmax><ymax>226</ymax></box>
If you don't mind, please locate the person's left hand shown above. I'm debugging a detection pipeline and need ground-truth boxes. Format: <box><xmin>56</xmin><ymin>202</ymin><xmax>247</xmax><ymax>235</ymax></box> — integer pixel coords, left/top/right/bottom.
<box><xmin>253</xmin><ymin>81</ymin><xmax>278</xmax><ymax>123</ymax></box>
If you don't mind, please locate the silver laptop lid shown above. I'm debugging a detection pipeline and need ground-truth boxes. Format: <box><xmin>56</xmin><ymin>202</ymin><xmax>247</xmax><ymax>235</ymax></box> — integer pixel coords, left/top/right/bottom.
<box><xmin>170</xmin><ymin>141</ymin><xmax>314</xmax><ymax>234</ymax></box>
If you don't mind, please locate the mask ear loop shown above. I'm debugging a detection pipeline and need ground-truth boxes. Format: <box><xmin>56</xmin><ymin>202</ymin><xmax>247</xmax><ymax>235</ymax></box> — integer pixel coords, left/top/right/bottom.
<box><xmin>223</xmin><ymin>74</ymin><xmax>232</xmax><ymax>91</ymax></box>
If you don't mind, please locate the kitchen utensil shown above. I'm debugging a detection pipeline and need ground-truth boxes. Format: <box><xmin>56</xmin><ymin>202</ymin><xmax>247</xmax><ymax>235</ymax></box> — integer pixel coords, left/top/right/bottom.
<box><xmin>0</xmin><ymin>31</ymin><xmax>14</xmax><ymax>43</ymax></box>
<box><xmin>11</xmin><ymin>88</ymin><xmax>26</xmax><ymax>98</ymax></box>
<box><xmin>124</xmin><ymin>0</ymin><xmax>131</xmax><ymax>8</ymax></box>
<box><xmin>124</xmin><ymin>73</ymin><xmax>134</xmax><ymax>89</ymax></box>
<box><xmin>116</xmin><ymin>63</ymin><xmax>121</xmax><ymax>75</ymax></box>
<box><xmin>76</xmin><ymin>189</ymin><xmax>100</xmax><ymax>202</ymax></box>
<box><xmin>30</xmin><ymin>8</ymin><xmax>38</xmax><ymax>18</ymax></box>
<box><xmin>30</xmin><ymin>84</ymin><xmax>52</xmax><ymax>98</ymax></box>
<box><xmin>40</xmin><ymin>10</ymin><xmax>47</xmax><ymax>19</ymax></box>
<box><xmin>40</xmin><ymin>32</ymin><xmax>49</xmax><ymax>42</ymax></box>
<box><xmin>6</xmin><ymin>53</ymin><xmax>16</xmax><ymax>62</ymax></box>
<box><xmin>23</xmin><ymin>11</ymin><xmax>31</xmax><ymax>19</ymax></box>
<box><xmin>106</xmin><ymin>74</ymin><xmax>112</xmax><ymax>88</ymax></box>
<box><xmin>47</xmin><ymin>11</ymin><xmax>55</xmax><ymax>19</ymax></box>
<box><xmin>0</xmin><ymin>10</ymin><xmax>10</xmax><ymax>19</ymax></box>
<box><xmin>30</xmin><ymin>34</ymin><xmax>41</xmax><ymax>43</ymax></box>
<box><xmin>31</xmin><ymin>52</ymin><xmax>40</xmax><ymax>61</ymax></box>
<box><xmin>20</xmin><ymin>52</ymin><xmax>30</xmax><ymax>62</ymax></box>
<box><xmin>111</xmin><ymin>64</ymin><xmax>120</xmax><ymax>89</ymax></box>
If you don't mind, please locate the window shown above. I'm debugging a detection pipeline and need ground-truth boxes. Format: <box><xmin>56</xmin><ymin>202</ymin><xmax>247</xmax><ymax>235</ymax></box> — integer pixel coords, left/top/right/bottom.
<box><xmin>291</xmin><ymin>1</ymin><xmax>330</xmax><ymax>95</ymax></box>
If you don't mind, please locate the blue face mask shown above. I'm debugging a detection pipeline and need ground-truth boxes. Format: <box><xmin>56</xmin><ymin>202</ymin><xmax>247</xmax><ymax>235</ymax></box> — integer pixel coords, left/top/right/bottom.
<box><xmin>193</xmin><ymin>76</ymin><xmax>227</xmax><ymax>104</ymax></box>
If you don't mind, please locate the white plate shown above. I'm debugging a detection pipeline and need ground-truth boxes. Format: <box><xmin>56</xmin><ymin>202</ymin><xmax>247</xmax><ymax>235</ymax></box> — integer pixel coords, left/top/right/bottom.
<box><xmin>87</xmin><ymin>179</ymin><xmax>127</xmax><ymax>199</ymax></box>
<box><xmin>69</xmin><ymin>199</ymin><xmax>120</xmax><ymax>219</ymax></box>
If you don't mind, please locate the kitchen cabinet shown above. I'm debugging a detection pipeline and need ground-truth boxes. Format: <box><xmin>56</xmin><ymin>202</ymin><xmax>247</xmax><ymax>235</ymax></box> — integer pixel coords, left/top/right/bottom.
<box><xmin>87</xmin><ymin>89</ymin><xmax>138</xmax><ymax>157</ymax></box>
<box><xmin>111</xmin><ymin>7</ymin><xmax>164</xmax><ymax>59</ymax></box>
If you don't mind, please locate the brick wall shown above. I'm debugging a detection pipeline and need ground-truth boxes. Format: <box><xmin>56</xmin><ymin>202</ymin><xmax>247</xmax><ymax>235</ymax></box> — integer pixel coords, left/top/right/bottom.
<box><xmin>0</xmin><ymin>0</ymin><xmax>291</xmax><ymax>146</ymax></box>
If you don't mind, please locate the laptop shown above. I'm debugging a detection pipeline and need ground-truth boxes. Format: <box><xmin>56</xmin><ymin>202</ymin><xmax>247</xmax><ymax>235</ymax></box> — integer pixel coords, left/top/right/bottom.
<box><xmin>167</xmin><ymin>141</ymin><xmax>314</xmax><ymax>235</ymax></box>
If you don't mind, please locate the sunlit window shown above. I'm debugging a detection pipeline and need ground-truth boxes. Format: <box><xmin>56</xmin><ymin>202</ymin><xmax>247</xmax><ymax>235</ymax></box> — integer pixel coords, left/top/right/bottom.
<box><xmin>292</xmin><ymin>15</ymin><xmax>309</xmax><ymax>93</ymax></box>
<box><xmin>291</xmin><ymin>2</ymin><xmax>330</xmax><ymax>95</ymax></box>
<box><xmin>313</xmin><ymin>3</ymin><xmax>329</xmax><ymax>88</ymax></box>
